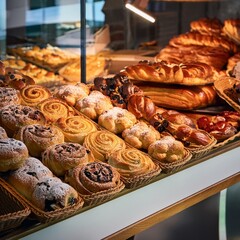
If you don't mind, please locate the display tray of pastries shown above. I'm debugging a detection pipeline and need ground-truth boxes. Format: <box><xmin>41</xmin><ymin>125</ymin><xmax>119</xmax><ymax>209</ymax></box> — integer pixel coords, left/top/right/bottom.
<box><xmin>214</xmin><ymin>76</ymin><xmax>240</xmax><ymax>112</ymax></box>
<box><xmin>8</xmin><ymin>44</ymin><xmax>79</xmax><ymax>72</ymax></box>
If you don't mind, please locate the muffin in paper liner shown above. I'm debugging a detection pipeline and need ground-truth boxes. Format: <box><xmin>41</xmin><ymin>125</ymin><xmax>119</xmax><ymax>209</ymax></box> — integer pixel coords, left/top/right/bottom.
<box><xmin>119</xmin><ymin>163</ymin><xmax>161</xmax><ymax>189</ymax></box>
<box><xmin>155</xmin><ymin>149</ymin><xmax>192</xmax><ymax>174</ymax></box>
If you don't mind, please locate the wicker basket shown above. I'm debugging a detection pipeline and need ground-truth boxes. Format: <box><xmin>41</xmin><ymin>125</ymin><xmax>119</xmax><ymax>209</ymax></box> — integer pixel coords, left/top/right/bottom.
<box><xmin>0</xmin><ymin>178</ymin><xmax>31</xmax><ymax>232</ymax></box>
<box><xmin>1</xmin><ymin>179</ymin><xmax>84</xmax><ymax>224</ymax></box>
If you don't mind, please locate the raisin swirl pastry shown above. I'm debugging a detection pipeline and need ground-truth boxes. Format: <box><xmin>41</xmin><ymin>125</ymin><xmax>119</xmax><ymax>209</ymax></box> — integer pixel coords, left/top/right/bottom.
<box><xmin>42</xmin><ymin>142</ymin><xmax>94</xmax><ymax>177</ymax></box>
<box><xmin>65</xmin><ymin>162</ymin><xmax>122</xmax><ymax>195</ymax></box>
<box><xmin>98</xmin><ymin>107</ymin><xmax>137</xmax><ymax>134</ymax></box>
<box><xmin>37</xmin><ymin>97</ymin><xmax>75</xmax><ymax>123</ymax></box>
<box><xmin>32</xmin><ymin>176</ymin><xmax>79</xmax><ymax>211</ymax></box>
<box><xmin>107</xmin><ymin>148</ymin><xmax>157</xmax><ymax>178</ymax></box>
<box><xmin>55</xmin><ymin>115</ymin><xmax>98</xmax><ymax>144</ymax></box>
<box><xmin>20</xmin><ymin>84</ymin><xmax>52</xmax><ymax>107</ymax></box>
<box><xmin>0</xmin><ymin>87</ymin><xmax>21</xmax><ymax>109</ymax></box>
<box><xmin>75</xmin><ymin>91</ymin><xmax>113</xmax><ymax>120</ymax></box>
<box><xmin>8</xmin><ymin>157</ymin><xmax>53</xmax><ymax>201</ymax></box>
<box><xmin>14</xmin><ymin>124</ymin><xmax>65</xmax><ymax>158</ymax></box>
<box><xmin>122</xmin><ymin>121</ymin><xmax>160</xmax><ymax>150</ymax></box>
<box><xmin>0</xmin><ymin>104</ymin><xmax>46</xmax><ymax>137</ymax></box>
<box><xmin>0</xmin><ymin>138</ymin><xmax>28</xmax><ymax>172</ymax></box>
<box><xmin>83</xmin><ymin>130</ymin><xmax>126</xmax><ymax>162</ymax></box>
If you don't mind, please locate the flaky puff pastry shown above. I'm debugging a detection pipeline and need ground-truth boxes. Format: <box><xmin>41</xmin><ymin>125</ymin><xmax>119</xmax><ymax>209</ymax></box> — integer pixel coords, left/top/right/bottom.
<box><xmin>75</xmin><ymin>90</ymin><xmax>113</xmax><ymax>120</ymax></box>
<box><xmin>20</xmin><ymin>84</ymin><xmax>52</xmax><ymax>107</ymax></box>
<box><xmin>14</xmin><ymin>124</ymin><xmax>65</xmax><ymax>158</ymax></box>
<box><xmin>55</xmin><ymin>115</ymin><xmax>98</xmax><ymax>144</ymax></box>
<box><xmin>107</xmin><ymin>148</ymin><xmax>157</xmax><ymax>178</ymax></box>
<box><xmin>53</xmin><ymin>83</ymin><xmax>90</xmax><ymax>107</ymax></box>
<box><xmin>37</xmin><ymin>97</ymin><xmax>75</xmax><ymax>123</ymax></box>
<box><xmin>122</xmin><ymin>121</ymin><xmax>160</xmax><ymax>150</ymax></box>
<box><xmin>83</xmin><ymin>130</ymin><xmax>126</xmax><ymax>162</ymax></box>
<box><xmin>0</xmin><ymin>138</ymin><xmax>29</xmax><ymax>172</ymax></box>
<box><xmin>42</xmin><ymin>142</ymin><xmax>95</xmax><ymax>177</ymax></box>
<box><xmin>148</xmin><ymin>136</ymin><xmax>186</xmax><ymax>163</ymax></box>
<box><xmin>98</xmin><ymin>107</ymin><xmax>137</xmax><ymax>134</ymax></box>
<box><xmin>65</xmin><ymin>162</ymin><xmax>122</xmax><ymax>195</ymax></box>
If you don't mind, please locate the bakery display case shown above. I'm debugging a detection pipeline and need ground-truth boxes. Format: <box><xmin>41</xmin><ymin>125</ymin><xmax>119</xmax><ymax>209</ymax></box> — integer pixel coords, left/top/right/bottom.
<box><xmin>0</xmin><ymin>0</ymin><xmax>240</xmax><ymax>240</ymax></box>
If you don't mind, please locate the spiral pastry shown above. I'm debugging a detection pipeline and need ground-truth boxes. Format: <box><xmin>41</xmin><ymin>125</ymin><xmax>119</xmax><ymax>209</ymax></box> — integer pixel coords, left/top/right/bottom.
<box><xmin>0</xmin><ymin>138</ymin><xmax>29</xmax><ymax>172</ymax></box>
<box><xmin>42</xmin><ymin>142</ymin><xmax>94</xmax><ymax>177</ymax></box>
<box><xmin>0</xmin><ymin>104</ymin><xmax>46</xmax><ymax>136</ymax></box>
<box><xmin>107</xmin><ymin>148</ymin><xmax>156</xmax><ymax>178</ymax></box>
<box><xmin>14</xmin><ymin>124</ymin><xmax>65</xmax><ymax>158</ymax></box>
<box><xmin>65</xmin><ymin>162</ymin><xmax>122</xmax><ymax>195</ymax></box>
<box><xmin>37</xmin><ymin>97</ymin><xmax>75</xmax><ymax>123</ymax></box>
<box><xmin>20</xmin><ymin>84</ymin><xmax>52</xmax><ymax>107</ymax></box>
<box><xmin>0</xmin><ymin>87</ymin><xmax>21</xmax><ymax>108</ymax></box>
<box><xmin>55</xmin><ymin>116</ymin><xmax>98</xmax><ymax>144</ymax></box>
<box><xmin>83</xmin><ymin>130</ymin><xmax>126</xmax><ymax>162</ymax></box>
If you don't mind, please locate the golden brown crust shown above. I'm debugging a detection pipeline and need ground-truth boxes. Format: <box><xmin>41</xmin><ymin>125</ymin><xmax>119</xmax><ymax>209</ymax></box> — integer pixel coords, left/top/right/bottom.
<box><xmin>42</xmin><ymin>142</ymin><xmax>94</xmax><ymax>177</ymax></box>
<box><xmin>190</xmin><ymin>18</ymin><xmax>223</xmax><ymax>36</ymax></box>
<box><xmin>122</xmin><ymin>121</ymin><xmax>161</xmax><ymax>150</ymax></box>
<box><xmin>0</xmin><ymin>126</ymin><xmax>8</xmax><ymax>139</ymax></box>
<box><xmin>55</xmin><ymin>115</ymin><xmax>98</xmax><ymax>144</ymax></box>
<box><xmin>0</xmin><ymin>138</ymin><xmax>28</xmax><ymax>172</ymax></box>
<box><xmin>14</xmin><ymin>124</ymin><xmax>65</xmax><ymax>158</ymax></box>
<box><xmin>98</xmin><ymin>107</ymin><xmax>137</xmax><ymax>134</ymax></box>
<box><xmin>107</xmin><ymin>148</ymin><xmax>157</xmax><ymax>178</ymax></box>
<box><xmin>223</xmin><ymin>19</ymin><xmax>240</xmax><ymax>45</ymax></box>
<box><xmin>120</xmin><ymin>60</ymin><xmax>220</xmax><ymax>85</ymax></box>
<box><xmin>169</xmin><ymin>32</ymin><xmax>238</xmax><ymax>53</ymax></box>
<box><xmin>134</xmin><ymin>82</ymin><xmax>217</xmax><ymax>110</ymax></box>
<box><xmin>83</xmin><ymin>130</ymin><xmax>126</xmax><ymax>162</ymax></box>
<box><xmin>20</xmin><ymin>84</ymin><xmax>52</xmax><ymax>107</ymax></box>
<box><xmin>65</xmin><ymin>162</ymin><xmax>122</xmax><ymax>195</ymax></box>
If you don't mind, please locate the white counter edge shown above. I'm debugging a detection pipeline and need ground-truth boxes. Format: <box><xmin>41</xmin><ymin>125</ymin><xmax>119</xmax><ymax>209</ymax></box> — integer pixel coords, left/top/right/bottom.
<box><xmin>21</xmin><ymin>147</ymin><xmax>240</xmax><ymax>240</ymax></box>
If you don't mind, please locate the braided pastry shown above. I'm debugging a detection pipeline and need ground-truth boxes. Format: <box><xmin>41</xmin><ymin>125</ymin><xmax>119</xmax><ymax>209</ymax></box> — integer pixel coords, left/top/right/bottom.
<box><xmin>120</xmin><ymin>60</ymin><xmax>219</xmax><ymax>85</ymax></box>
<box><xmin>169</xmin><ymin>32</ymin><xmax>238</xmax><ymax>53</ymax></box>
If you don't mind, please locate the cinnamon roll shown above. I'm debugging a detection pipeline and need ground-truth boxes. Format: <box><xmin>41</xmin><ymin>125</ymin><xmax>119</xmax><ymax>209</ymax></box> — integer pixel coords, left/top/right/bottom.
<box><xmin>122</xmin><ymin>121</ymin><xmax>161</xmax><ymax>150</ymax></box>
<box><xmin>0</xmin><ymin>104</ymin><xmax>46</xmax><ymax>137</ymax></box>
<box><xmin>0</xmin><ymin>87</ymin><xmax>21</xmax><ymax>109</ymax></box>
<box><xmin>8</xmin><ymin>157</ymin><xmax>53</xmax><ymax>201</ymax></box>
<box><xmin>75</xmin><ymin>91</ymin><xmax>113</xmax><ymax>120</ymax></box>
<box><xmin>42</xmin><ymin>142</ymin><xmax>94</xmax><ymax>177</ymax></box>
<box><xmin>14</xmin><ymin>124</ymin><xmax>65</xmax><ymax>158</ymax></box>
<box><xmin>0</xmin><ymin>138</ymin><xmax>28</xmax><ymax>172</ymax></box>
<box><xmin>53</xmin><ymin>83</ymin><xmax>90</xmax><ymax>107</ymax></box>
<box><xmin>65</xmin><ymin>162</ymin><xmax>122</xmax><ymax>195</ymax></box>
<box><xmin>37</xmin><ymin>97</ymin><xmax>75</xmax><ymax>123</ymax></box>
<box><xmin>20</xmin><ymin>84</ymin><xmax>52</xmax><ymax>107</ymax></box>
<box><xmin>83</xmin><ymin>130</ymin><xmax>126</xmax><ymax>162</ymax></box>
<box><xmin>55</xmin><ymin>115</ymin><xmax>98</xmax><ymax>144</ymax></box>
<box><xmin>107</xmin><ymin>148</ymin><xmax>157</xmax><ymax>178</ymax></box>
<box><xmin>98</xmin><ymin>107</ymin><xmax>137</xmax><ymax>134</ymax></box>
